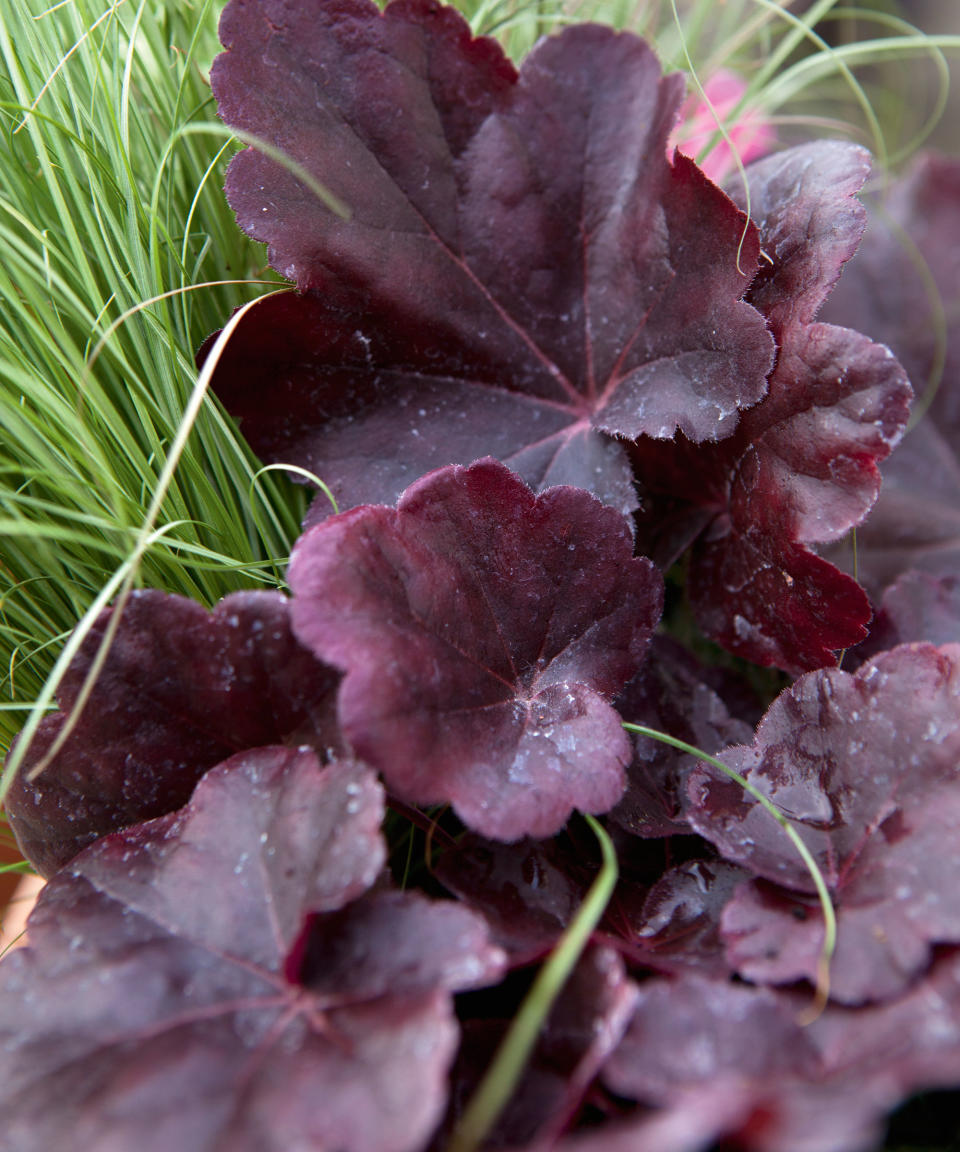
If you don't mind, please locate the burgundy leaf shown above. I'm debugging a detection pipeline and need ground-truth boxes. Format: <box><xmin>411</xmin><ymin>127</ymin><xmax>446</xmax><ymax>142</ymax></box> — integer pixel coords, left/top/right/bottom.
<box><xmin>875</xmin><ymin>570</ymin><xmax>960</xmax><ymax>648</ymax></box>
<box><xmin>822</xmin><ymin>151</ymin><xmax>960</xmax><ymax>435</ymax></box>
<box><xmin>296</xmin><ymin>888</ymin><xmax>503</xmax><ymax>997</ymax></box>
<box><xmin>827</xmin><ymin>418</ymin><xmax>960</xmax><ymax>599</ymax></box>
<box><xmin>559</xmin><ymin>954</ymin><xmax>960</xmax><ymax>1151</ymax></box>
<box><xmin>440</xmin><ymin>946</ymin><xmax>638</xmax><ymax>1150</ymax></box>
<box><xmin>288</xmin><ymin>459</ymin><xmax>663</xmax><ymax>840</ymax></box>
<box><xmin>589</xmin><ymin>975</ymin><xmax>877</xmax><ymax>1152</ymax></box>
<box><xmin>562</xmin><ymin>971</ymin><xmax>922</xmax><ymax>1152</ymax></box>
<box><xmin>206</xmin><ymin>0</ymin><xmax>774</xmax><ymax>521</ymax></box>
<box><xmin>802</xmin><ymin>947</ymin><xmax>960</xmax><ymax>1097</ymax></box>
<box><xmin>725</xmin><ymin>141</ymin><xmax>871</xmax><ymax>335</ymax></box>
<box><xmin>4</xmin><ymin>589</ymin><xmax>340</xmax><ymax>877</ymax></box>
<box><xmin>611</xmin><ymin>635</ymin><xmax>755</xmax><ymax>838</ymax></box>
<box><xmin>847</xmin><ymin>569</ymin><xmax>960</xmax><ymax>665</ymax></box>
<box><xmin>625</xmin><ymin>858</ymin><xmax>750</xmax><ymax>977</ymax></box>
<box><xmin>821</xmin><ymin>153</ymin><xmax>960</xmax><ymax>595</ymax></box>
<box><xmin>214</xmin><ymin>0</ymin><xmax>517</xmax><ymax>290</ymax></box>
<box><xmin>433</xmin><ymin>828</ymin><xmax>695</xmax><ymax>968</ymax></box>
<box><xmin>688</xmin><ymin>643</ymin><xmax>960</xmax><ymax>1002</ymax></box>
<box><xmin>0</xmin><ymin>747</ymin><xmax>504</xmax><ymax>1152</ymax></box>
<box><xmin>634</xmin><ymin>324</ymin><xmax>908</xmax><ymax>672</ymax></box>
<box><xmin>601</xmin><ymin>974</ymin><xmax>819</xmax><ymax>1101</ymax></box>
<box><xmin>632</xmin><ymin>144</ymin><xmax>912</xmax><ymax>671</ymax></box>
<box><xmin>433</xmin><ymin>834</ymin><xmax>590</xmax><ymax>962</ymax></box>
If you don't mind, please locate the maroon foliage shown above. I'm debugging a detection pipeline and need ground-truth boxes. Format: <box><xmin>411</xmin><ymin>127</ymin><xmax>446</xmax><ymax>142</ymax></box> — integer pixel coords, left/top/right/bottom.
<box><xmin>822</xmin><ymin>154</ymin><xmax>960</xmax><ymax>599</ymax></box>
<box><xmin>434</xmin><ymin>834</ymin><xmax>590</xmax><ymax>962</ymax></box>
<box><xmin>632</xmin><ymin>143</ymin><xmax>912</xmax><ymax>671</ymax></box>
<box><xmin>726</xmin><ymin>141</ymin><xmax>871</xmax><ymax>334</ymax></box>
<box><xmin>822</xmin><ymin>152</ymin><xmax>960</xmax><ymax>435</ymax></box>
<box><xmin>562</xmin><ymin>965</ymin><xmax>960</xmax><ymax>1152</ymax></box>
<box><xmin>611</xmin><ymin>636</ymin><xmax>755</xmax><ymax>838</ymax></box>
<box><xmin>874</xmin><ymin>570</ymin><xmax>960</xmax><ymax>649</ymax></box>
<box><xmin>441</xmin><ymin>946</ymin><xmax>638</xmax><ymax>1150</ymax></box>
<box><xmin>6</xmin><ymin>4</ymin><xmax>959</xmax><ymax>1146</ymax></box>
<box><xmin>688</xmin><ymin>644</ymin><xmax>960</xmax><ymax>1002</ymax></box>
<box><xmin>624</xmin><ymin>858</ymin><xmax>750</xmax><ymax>977</ymax></box>
<box><xmin>206</xmin><ymin>0</ymin><xmax>774</xmax><ymax>522</ymax></box>
<box><xmin>4</xmin><ymin>590</ymin><xmax>340</xmax><ymax>877</ymax></box>
<box><xmin>0</xmin><ymin>748</ymin><xmax>504</xmax><ymax>1152</ymax></box>
<box><xmin>288</xmin><ymin>459</ymin><xmax>663</xmax><ymax>839</ymax></box>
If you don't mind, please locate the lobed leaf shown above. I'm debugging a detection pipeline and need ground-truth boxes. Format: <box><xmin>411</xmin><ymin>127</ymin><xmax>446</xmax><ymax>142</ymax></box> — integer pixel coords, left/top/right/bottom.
<box><xmin>4</xmin><ymin>590</ymin><xmax>341</xmax><ymax>877</ymax></box>
<box><xmin>0</xmin><ymin>747</ymin><xmax>504</xmax><ymax>1152</ymax></box>
<box><xmin>288</xmin><ymin>459</ymin><xmax>663</xmax><ymax>840</ymax></box>
<box><xmin>206</xmin><ymin>0</ymin><xmax>774</xmax><ymax>523</ymax></box>
<box><xmin>576</xmin><ymin>952</ymin><xmax>960</xmax><ymax>1152</ymax></box>
<box><xmin>822</xmin><ymin>152</ymin><xmax>960</xmax><ymax>599</ymax></box>
<box><xmin>633</xmin><ymin>144</ymin><xmax>912</xmax><ymax>671</ymax></box>
<box><xmin>688</xmin><ymin>644</ymin><xmax>960</xmax><ymax>1002</ymax></box>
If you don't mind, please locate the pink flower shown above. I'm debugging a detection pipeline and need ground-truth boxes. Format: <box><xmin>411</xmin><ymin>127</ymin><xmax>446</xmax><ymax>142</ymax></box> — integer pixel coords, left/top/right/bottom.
<box><xmin>670</xmin><ymin>69</ymin><xmax>775</xmax><ymax>184</ymax></box>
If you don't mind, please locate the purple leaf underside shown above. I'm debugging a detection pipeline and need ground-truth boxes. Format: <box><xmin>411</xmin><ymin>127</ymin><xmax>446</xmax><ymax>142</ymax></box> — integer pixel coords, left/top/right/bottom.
<box><xmin>0</xmin><ymin>748</ymin><xmax>504</xmax><ymax>1152</ymax></box>
<box><xmin>288</xmin><ymin>459</ymin><xmax>663</xmax><ymax>840</ymax></box>
<box><xmin>207</xmin><ymin>0</ymin><xmax>775</xmax><ymax>520</ymax></box>
<box><xmin>688</xmin><ymin>643</ymin><xmax>960</xmax><ymax>1002</ymax></box>
<box><xmin>3</xmin><ymin>589</ymin><xmax>340</xmax><ymax>877</ymax></box>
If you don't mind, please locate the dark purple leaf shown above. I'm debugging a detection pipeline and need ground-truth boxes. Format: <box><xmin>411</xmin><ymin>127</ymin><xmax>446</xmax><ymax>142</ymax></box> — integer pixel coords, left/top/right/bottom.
<box><xmin>848</xmin><ymin>569</ymin><xmax>960</xmax><ymax>664</ymax></box>
<box><xmin>214</xmin><ymin>0</ymin><xmax>518</xmax><ymax>290</ymax></box>
<box><xmin>433</xmin><ymin>834</ymin><xmax>590</xmax><ymax>962</ymax></box>
<box><xmin>440</xmin><ymin>946</ymin><xmax>637</xmax><ymax>1150</ymax></box>
<box><xmin>688</xmin><ymin>643</ymin><xmax>960</xmax><ymax>1002</ymax></box>
<box><xmin>821</xmin><ymin>151</ymin><xmax>960</xmax><ymax>435</ymax></box>
<box><xmin>820</xmin><ymin>153</ymin><xmax>960</xmax><ymax>596</ymax></box>
<box><xmin>726</xmin><ymin>142</ymin><xmax>871</xmax><ymax>335</ymax></box>
<box><xmin>802</xmin><ymin>947</ymin><xmax>960</xmax><ymax>1095</ymax></box>
<box><xmin>296</xmin><ymin>888</ymin><xmax>503</xmax><ymax>997</ymax></box>
<box><xmin>0</xmin><ymin>747</ymin><xmax>504</xmax><ymax>1152</ymax></box>
<box><xmin>559</xmin><ymin>967</ymin><xmax>960</xmax><ymax>1152</ymax></box>
<box><xmin>288</xmin><ymin>459</ymin><xmax>663</xmax><ymax>840</ymax></box>
<box><xmin>611</xmin><ymin>636</ymin><xmax>755</xmax><ymax>838</ymax></box>
<box><xmin>601</xmin><ymin>973</ymin><xmax>819</xmax><ymax>1099</ymax></box>
<box><xmin>827</xmin><ymin>418</ymin><xmax>960</xmax><ymax>599</ymax></box>
<box><xmin>632</xmin><ymin>145</ymin><xmax>912</xmax><ymax>672</ymax></box>
<box><xmin>875</xmin><ymin>570</ymin><xmax>960</xmax><ymax>648</ymax></box>
<box><xmin>4</xmin><ymin>589</ymin><xmax>340</xmax><ymax>877</ymax></box>
<box><xmin>584</xmin><ymin>975</ymin><xmax>879</xmax><ymax>1152</ymax></box>
<box><xmin>634</xmin><ymin>325</ymin><xmax>908</xmax><ymax>672</ymax></box>
<box><xmin>206</xmin><ymin>0</ymin><xmax>774</xmax><ymax>521</ymax></box>
<box><xmin>624</xmin><ymin>859</ymin><xmax>750</xmax><ymax>977</ymax></box>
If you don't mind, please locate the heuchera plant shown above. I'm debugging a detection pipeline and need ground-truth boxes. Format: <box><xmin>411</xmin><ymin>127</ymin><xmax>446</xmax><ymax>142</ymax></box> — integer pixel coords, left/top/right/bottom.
<box><xmin>3</xmin><ymin>1</ymin><xmax>960</xmax><ymax>1149</ymax></box>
